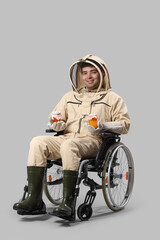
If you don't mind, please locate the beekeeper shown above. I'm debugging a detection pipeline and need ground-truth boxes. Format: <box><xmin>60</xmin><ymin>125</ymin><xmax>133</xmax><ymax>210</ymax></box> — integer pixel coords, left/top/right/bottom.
<box><xmin>13</xmin><ymin>54</ymin><xmax>130</xmax><ymax>220</ymax></box>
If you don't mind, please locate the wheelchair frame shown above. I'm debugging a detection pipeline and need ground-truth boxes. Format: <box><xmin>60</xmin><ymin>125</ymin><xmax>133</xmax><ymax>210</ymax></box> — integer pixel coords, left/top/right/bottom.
<box><xmin>43</xmin><ymin>130</ymin><xmax>134</xmax><ymax>221</ymax></box>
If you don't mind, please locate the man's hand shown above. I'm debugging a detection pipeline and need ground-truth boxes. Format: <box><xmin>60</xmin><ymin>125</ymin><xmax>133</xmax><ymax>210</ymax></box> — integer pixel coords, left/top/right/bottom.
<box><xmin>48</xmin><ymin>121</ymin><xmax>66</xmax><ymax>132</ymax></box>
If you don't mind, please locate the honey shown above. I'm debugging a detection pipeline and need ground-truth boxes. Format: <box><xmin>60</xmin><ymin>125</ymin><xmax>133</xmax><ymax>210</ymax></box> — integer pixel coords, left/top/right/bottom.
<box><xmin>88</xmin><ymin>114</ymin><xmax>98</xmax><ymax>128</ymax></box>
<box><xmin>51</xmin><ymin>112</ymin><xmax>62</xmax><ymax>123</ymax></box>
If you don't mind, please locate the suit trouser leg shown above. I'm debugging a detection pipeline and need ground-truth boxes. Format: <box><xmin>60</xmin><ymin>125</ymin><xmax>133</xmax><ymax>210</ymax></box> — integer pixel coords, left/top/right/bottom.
<box><xmin>27</xmin><ymin>134</ymin><xmax>101</xmax><ymax>170</ymax></box>
<box><xmin>27</xmin><ymin>135</ymin><xmax>67</xmax><ymax>167</ymax></box>
<box><xmin>60</xmin><ymin>136</ymin><xmax>101</xmax><ymax>171</ymax></box>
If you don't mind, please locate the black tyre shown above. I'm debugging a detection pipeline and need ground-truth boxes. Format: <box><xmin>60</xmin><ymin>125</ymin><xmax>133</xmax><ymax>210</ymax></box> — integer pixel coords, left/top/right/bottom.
<box><xmin>77</xmin><ymin>203</ymin><xmax>93</xmax><ymax>221</ymax></box>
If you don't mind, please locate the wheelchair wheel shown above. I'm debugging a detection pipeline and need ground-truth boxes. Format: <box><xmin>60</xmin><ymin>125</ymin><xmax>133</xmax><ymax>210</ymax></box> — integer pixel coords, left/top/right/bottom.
<box><xmin>77</xmin><ymin>203</ymin><xmax>93</xmax><ymax>221</ymax></box>
<box><xmin>102</xmin><ymin>142</ymin><xmax>134</xmax><ymax>211</ymax></box>
<box><xmin>43</xmin><ymin>161</ymin><xmax>63</xmax><ymax>205</ymax></box>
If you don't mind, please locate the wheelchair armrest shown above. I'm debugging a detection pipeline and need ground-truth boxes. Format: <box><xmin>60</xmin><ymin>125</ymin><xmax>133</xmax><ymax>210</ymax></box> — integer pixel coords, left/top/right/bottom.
<box><xmin>45</xmin><ymin>129</ymin><xmax>64</xmax><ymax>136</ymax></box>
<box><xmin>100</xmin><ymin>131</ymin><xmax>120</xmax><ymax>139</ymax></box>
<box><xmin>45</xmin><ymin>129</ymin><xmax>56</xmax><ymax>133</ymax></box>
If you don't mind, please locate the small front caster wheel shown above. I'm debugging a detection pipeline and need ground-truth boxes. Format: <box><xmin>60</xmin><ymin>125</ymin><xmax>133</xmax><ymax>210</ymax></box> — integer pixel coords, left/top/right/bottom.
<box><xmin>77</xmin><ymin>203</ymin><xmax>93</xmax><ymax>221</ymax></box>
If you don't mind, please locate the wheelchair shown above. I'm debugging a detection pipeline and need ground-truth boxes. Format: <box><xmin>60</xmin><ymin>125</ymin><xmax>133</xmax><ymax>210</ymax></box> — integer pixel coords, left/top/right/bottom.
<box><xmin>42</xmin><ymin>129</ymin><xmax>134</xmax><ymax>221</ymax></box>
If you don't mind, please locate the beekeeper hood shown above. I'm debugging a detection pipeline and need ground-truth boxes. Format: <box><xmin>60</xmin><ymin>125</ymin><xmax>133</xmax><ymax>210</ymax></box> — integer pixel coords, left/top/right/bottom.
<box><xmin>69</xmin><ymin>54</ymin><xmax>111</xmax><ymax>93</ymax></box>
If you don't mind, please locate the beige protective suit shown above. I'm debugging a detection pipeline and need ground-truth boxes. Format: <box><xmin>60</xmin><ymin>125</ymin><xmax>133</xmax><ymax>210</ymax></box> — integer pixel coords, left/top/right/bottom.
<box><xmin>28</xmin><ymin>55</ymin><xmax>130</xmax><ymax>171</ymax></box>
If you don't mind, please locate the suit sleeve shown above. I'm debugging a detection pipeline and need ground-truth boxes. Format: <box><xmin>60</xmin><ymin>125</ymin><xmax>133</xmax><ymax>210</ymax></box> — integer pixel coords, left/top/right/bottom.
<box><xmin>110</xmin><ymin>95</ymin><xmax>130</xmax><ymax>134</ymax></box>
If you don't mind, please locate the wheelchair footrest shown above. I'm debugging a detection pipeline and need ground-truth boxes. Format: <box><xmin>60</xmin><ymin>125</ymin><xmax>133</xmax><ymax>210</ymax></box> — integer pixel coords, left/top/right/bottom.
<box><xmin>84</xmin><ymin>190</ymin><xmax>96</xmax><ymax>206</ymax></box>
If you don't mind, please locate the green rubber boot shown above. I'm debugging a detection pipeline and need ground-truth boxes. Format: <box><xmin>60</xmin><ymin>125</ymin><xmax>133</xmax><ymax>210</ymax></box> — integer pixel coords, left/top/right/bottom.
<box><xmin>51</xmin><ymin>170</ymin><xmax>78</xmax><ymax>221</ymax></box>
<box><xmin>13</xmin><ymin>166</ymin><xmax>46</xmax><ymax>215</ymax></box>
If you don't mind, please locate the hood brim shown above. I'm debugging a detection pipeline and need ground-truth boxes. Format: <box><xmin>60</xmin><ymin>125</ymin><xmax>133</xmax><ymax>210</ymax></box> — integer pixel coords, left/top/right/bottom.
<box><xmin>69</xmin><ymin>54</ymin><xmax>111</xmax><ymax>93</ymax></box>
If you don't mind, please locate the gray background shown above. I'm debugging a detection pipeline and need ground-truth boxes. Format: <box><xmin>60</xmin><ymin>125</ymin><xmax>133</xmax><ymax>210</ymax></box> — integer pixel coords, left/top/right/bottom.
<box><xmin>0</xmin><ymin>0</ymin><xmax>159</xmax><ymax>238</ymax></box>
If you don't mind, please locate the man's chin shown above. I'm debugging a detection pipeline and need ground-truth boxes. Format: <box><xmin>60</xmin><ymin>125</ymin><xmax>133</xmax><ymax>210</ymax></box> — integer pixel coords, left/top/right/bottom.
<box><xmin>86</xmin><ymin>83</ymin><xmax>95</xmax><ymax>89</ymax></box>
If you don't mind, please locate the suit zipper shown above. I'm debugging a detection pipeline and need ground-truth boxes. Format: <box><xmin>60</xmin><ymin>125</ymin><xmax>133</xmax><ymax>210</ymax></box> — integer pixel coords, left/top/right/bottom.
<box><xmin>76</xmin><ymin>114</ymin><xmax>87</xmax><ymax>135</ymax></box>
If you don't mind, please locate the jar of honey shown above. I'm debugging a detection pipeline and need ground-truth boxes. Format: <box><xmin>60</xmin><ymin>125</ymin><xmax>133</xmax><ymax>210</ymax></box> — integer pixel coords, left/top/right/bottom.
<box><xmin>51</xmin><ymin>111</ymin><xmax>62</xmax><ymax>123</ymax></box>
<box><xmin>88</xmin><ymin>114</ymin><xmax>98</xmax><ymax>128</ymax></box>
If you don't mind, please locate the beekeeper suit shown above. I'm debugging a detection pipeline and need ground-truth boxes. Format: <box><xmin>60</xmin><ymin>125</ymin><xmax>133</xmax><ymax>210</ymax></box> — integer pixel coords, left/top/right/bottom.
<box><xmin>13</xmin><ymin>54</ymin><xmax>130</xmax><ymax>220</ymax></box>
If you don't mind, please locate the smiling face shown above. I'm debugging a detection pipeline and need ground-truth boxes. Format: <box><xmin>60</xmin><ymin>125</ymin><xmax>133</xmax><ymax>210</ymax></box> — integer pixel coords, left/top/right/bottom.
<box><xmin>81</xmin><ymin>66</ymin><xmax>102</xmax><ymax>90</ymax></box>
